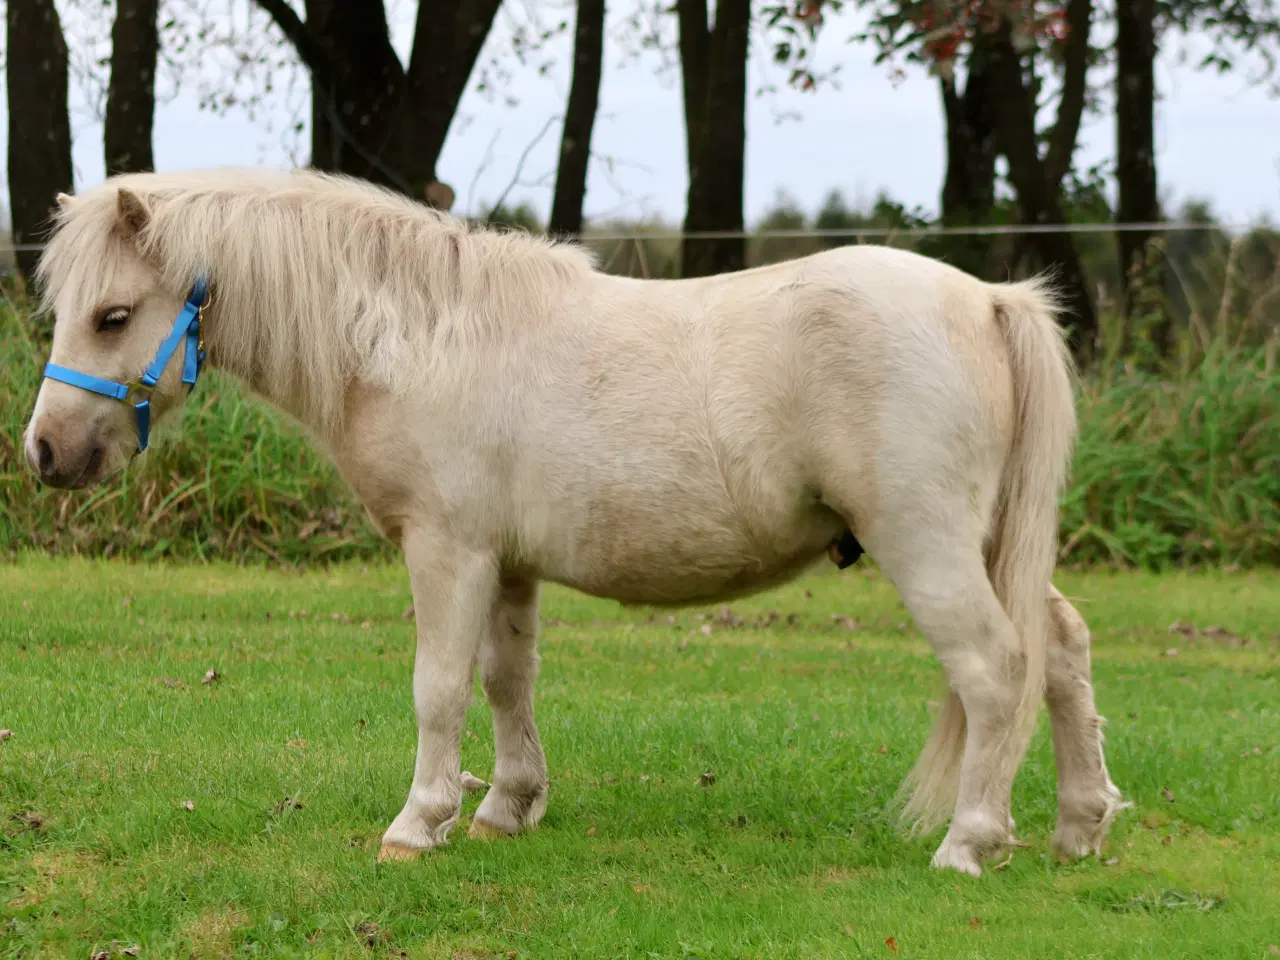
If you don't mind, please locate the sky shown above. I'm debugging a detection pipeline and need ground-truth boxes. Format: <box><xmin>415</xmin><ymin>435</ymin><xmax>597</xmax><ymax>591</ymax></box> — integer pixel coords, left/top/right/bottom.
<box><xmin>2</xmin><ymin>0</ymin><xmax>1279</xmax><ymax>230</ymax></box>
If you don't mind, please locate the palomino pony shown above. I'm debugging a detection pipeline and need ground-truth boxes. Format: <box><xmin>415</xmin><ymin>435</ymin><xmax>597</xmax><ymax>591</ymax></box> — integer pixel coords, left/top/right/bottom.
<box><xmin>24</xmin><ymin>168</ymin><xmax>1124</xmax><ymax>876</ymax></box>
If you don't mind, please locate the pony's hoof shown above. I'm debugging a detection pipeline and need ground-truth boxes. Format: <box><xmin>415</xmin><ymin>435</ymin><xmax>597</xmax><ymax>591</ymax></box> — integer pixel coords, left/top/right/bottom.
<box><xmin>469</xmin><ymin>781</ymin><xmax>548</xmax><ymax>839</ymax></box>
<box><xmin>468</xmin><ymin>818</ymin><xmax>511</xmax><ymax>839</ymax></box>
<box><xmin>930</xmin><ymin>838</ymin><xmax>984</xmax><ymax>878</ymax></box>
<box><xmin>377</xmin><ymin>843</ymin><xmax>426</xmax><ymax>862</ymax></box>
<box><xmin>1052</xmin><ymin>785</ymin><xmax>1129</xmax><ymax>859</ymax></box>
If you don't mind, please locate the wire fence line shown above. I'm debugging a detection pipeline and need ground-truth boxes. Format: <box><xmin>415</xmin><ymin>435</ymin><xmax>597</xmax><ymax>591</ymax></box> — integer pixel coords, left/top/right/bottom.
<box><xmin>0</xmin><ymin>219</ymin><xmax>1268</xmax><ymax>253</ymax></box>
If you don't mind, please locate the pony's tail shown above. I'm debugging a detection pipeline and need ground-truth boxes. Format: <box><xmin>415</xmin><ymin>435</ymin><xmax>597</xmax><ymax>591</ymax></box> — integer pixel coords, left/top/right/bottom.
<box><xmin>897</xmin><ymin>273</ymin><xmax>1077</xmax><ymax>836</ymax></box>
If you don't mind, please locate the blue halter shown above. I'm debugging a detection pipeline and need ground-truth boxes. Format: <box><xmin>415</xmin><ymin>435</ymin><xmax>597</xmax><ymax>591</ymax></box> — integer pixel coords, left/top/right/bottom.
<box><xmin>42</xmin><ymin>276</ymin><xmax>210</xmax><ymax>453</ymax></box>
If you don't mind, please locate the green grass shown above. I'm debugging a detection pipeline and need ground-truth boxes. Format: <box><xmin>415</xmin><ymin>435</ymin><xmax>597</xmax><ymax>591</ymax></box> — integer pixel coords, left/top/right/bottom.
<box><xmin>1</xmin><ymin>558</ymin><xmax>1277</xmax><ymax>958</ymax></box>
<box><xmin>1</xmin><ymin>302</ymin><xmax>1277</xmax><ymax>570</ymax></box>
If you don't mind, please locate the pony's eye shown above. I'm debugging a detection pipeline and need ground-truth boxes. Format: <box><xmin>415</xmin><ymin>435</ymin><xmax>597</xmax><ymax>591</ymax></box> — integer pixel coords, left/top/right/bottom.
<box><xmin>95</xmin><ymin>307</ymin><xmax>131</xmax><ymax>332</ymax></box>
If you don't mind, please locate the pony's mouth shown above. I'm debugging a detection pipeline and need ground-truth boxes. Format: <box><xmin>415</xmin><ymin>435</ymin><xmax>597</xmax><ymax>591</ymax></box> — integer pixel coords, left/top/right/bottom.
<box><xmin>69</xmin><ymin>446</ymin><xmax>105</xmax><ymax>489</ymax></box>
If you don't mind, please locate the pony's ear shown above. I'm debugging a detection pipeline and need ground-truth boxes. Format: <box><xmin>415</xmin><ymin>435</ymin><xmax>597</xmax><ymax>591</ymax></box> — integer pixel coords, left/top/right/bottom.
<box><xmin>116</xmin><ymin>187</ymin><xmax>152</xmax><ymax>237</ymax></box>
<box><xmin>55</xmin><ymin>192</ymin><xmax>75</xmax><ymax>211</ymax></box>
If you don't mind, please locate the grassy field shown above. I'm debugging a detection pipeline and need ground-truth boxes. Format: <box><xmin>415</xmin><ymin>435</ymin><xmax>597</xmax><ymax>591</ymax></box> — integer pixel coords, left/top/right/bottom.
<box><xmin>0</xmin><ymin>557</ymin><xmax>1277</xmax><ymax>959</ymax></box>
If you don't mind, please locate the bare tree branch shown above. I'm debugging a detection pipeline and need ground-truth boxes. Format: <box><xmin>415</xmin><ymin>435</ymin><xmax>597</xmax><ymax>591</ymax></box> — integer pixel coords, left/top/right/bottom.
<box><xmin>1044</xmin><ymin>0</ymin><xmax>1093</xmax><ymax>192</ymax></box>
<box><xmin>484</xmin><ymin>113</ymin><xmax>561</xmax><ymax>221</ymax></box>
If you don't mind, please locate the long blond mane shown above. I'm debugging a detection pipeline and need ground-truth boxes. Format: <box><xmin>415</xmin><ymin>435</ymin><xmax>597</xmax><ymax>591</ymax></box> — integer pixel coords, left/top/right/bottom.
<box><xmin>38</xmin><ymin>167</ymin><xmax>596</xmax><ymax>433</ymax></box>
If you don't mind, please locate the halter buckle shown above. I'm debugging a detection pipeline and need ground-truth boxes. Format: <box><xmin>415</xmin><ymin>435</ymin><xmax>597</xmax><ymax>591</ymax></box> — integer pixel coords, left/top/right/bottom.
<box><xmin>123</xmin><ymin>379</ymin><xmax>155</xmax><ymax>404</ymax></box>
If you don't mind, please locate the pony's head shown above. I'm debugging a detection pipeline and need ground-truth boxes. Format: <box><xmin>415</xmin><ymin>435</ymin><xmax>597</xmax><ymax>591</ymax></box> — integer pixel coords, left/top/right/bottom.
<box><xmin>24</xmin><ymin>185</ymin><xmax>205</xmax><ymax>488</ymax></box>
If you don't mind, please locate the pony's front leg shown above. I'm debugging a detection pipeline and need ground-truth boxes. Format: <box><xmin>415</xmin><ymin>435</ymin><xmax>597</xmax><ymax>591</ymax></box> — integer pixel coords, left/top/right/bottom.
<box><xmin>469</xmin><ymin>577</ymin><xmax>549</xmax><ymax>838</ymax></box>
<box><xmin>379</xmin><ymin>526</ymin><xmax>498</xmax><ymax>861</ymax></box>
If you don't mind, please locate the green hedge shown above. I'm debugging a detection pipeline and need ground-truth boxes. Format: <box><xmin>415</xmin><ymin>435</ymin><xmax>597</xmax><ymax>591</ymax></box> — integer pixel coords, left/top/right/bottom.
<box><xmin>2</xmin><ymin>305</ymin><xmax>1275</xmax><ymax>569</ymax></box>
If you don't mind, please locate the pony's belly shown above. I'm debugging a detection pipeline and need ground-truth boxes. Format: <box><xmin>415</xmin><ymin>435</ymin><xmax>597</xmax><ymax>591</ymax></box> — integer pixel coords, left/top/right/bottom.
<box><xmin>549</xmin><ymin>506</ymin><xmax>844</xmax><ymax>607</ymax></box>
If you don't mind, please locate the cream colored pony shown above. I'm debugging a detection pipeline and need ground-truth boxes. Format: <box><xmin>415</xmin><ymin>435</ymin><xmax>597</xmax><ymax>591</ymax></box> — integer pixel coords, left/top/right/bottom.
<box><xmin>24</xmin><ymin>168</ymin><xmax>1125</xmax><ymax>876</ymax></box>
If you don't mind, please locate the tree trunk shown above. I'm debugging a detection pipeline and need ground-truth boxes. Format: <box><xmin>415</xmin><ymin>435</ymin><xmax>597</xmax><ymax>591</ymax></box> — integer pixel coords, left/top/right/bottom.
<box><xmin>1116</xmin><ymin>0</ymin><xmax>1161</xmax><ymax>342</ymax></box>
<box><xmin>987</xmin><ymin>14</ymin><xmax>1098</xmax><ymax>360</ymax></box>
<box><xmin>938</xmin><ymin>35</ymin><xmax>998</xmax><ymax>278</ymax></box>
<box><xmin>105</xmin><ymin>0</ymin><xmax>160</xmax><ymax>176</ymax></box>
<box><xmin>679</xmin><ymin>0</ymin><xmax>750</xmax><ymax>279</ymax></box>
<box><xmin>298</xmin><ymin>0</ymin><xmax>406</xmax><ymax>190</ymax></box>
<box><xmin>255</xmin><ymin>0</ymin><xmax>498</xmax><ymax>204</ymax></box>
<box><xmin>549</xmin><ymin>0</ymin><xmax>606</xmax><ymax>237</ymax></box>
<box><xmin>6</xmin><ymin>0</ymin><xmax>74</xmax><ymax>287</ymax></box>
<box><xmin>396</xmin><ymin>0</ymin><xmax>503</xmax><ymax>200</ymax></box>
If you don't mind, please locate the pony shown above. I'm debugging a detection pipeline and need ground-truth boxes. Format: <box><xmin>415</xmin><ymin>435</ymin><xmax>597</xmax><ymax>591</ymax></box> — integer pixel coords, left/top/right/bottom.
<box><xmin>24</xmin><ymin>167</ymin><xmax>1125</xmax><ymax>876</ymax></box>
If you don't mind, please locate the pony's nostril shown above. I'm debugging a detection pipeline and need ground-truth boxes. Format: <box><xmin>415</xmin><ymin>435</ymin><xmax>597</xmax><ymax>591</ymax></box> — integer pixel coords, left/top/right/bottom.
<box><xmin>37</xmin><ymin>437</ymin><xmax>55</xmax><ymax>477</ymax></box>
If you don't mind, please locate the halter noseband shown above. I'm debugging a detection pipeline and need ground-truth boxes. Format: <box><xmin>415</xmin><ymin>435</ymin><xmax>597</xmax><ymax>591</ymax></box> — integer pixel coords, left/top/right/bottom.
<box><xmin>42</xmin><ymin>276</ymin><xmax>210</xmax><ymax>453</ymax></box>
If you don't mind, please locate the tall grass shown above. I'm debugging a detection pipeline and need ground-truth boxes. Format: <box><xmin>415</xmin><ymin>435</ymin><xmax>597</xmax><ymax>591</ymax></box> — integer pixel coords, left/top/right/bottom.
<box><xmin>0</xmin><ymin>297</ymin><xmax>1274</xmax><ymax>570</ymax></box>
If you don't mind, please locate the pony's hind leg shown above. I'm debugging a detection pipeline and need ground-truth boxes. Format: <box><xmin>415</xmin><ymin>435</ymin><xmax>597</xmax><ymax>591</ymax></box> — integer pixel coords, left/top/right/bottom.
<box><xmin>379</xmin><ymin>526</ymin><xmax>497</xmax><ymax>860</ymax></box>
<box><xmin>869</xmin><ymin>522</ymin><xmax>1033</xmax><ymax>877</ymax></box>
<box><xmin>469</xmin><ymin>577</ymin><xmax>550</xmax><ymax>838</ymax></box>
<box><xmin>1045</xmin><ymin>585</ymin><xmax>1126</xmax><ymax>858</ymax></box>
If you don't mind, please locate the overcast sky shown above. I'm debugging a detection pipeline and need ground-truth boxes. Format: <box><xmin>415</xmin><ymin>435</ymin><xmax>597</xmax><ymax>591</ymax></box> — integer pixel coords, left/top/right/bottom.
<box><xmin>3</xmin><ymin>1</ymin><xmax>1279</xmax><ymax>228</ymax></box>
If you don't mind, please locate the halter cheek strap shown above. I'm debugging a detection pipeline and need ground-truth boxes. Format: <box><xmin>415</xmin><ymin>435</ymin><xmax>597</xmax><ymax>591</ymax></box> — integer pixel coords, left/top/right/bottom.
<box><xmin>42</xmin><ymin>275</ymin><xmax>210</xmax><ymax>453</ymax></box>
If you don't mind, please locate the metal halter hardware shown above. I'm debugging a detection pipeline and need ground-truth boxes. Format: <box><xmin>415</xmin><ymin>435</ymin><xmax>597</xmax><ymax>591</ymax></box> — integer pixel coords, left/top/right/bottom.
<box><xmin>42</xmin><ymin>276</ymin><xmax>210</xmax><ymax>453</ymax></box>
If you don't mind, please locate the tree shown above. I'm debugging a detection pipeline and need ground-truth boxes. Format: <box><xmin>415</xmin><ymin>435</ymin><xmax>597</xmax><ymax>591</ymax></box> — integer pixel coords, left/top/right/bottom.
<box><xmin>251</xmin><ymin>0</ymin><xmax>501</xmax><ymax>206</ymax></box>
<box><xmin>105</xmin><ymin>0</ymin><xmax>160</xmax><ymax>175</ymax></box>
<box><xmin>6</xmin><ymin>0</ymin><xmax>74</xmax><ymax>287</ymax></box>
<box><xmin>985</xmin><ymin>2</ymin><xmax>1097</xmax><ymax>356</ymax></box>
<box><xmin>678</xmin><ymin>0</ymin><xmax>752</xmax><ymax>278</ymax></box>
<box><xmin>858</xmin><ymin>1</ymin><xmax>1099</xmax><ymax>356</ymax></box>
<box><xmin>550</xmin><ymin>0</ymin><xmax>607</xmax><ymax>238</ymax></box>
<box><xmin>1116</xmin><ymin>0</ymin><xmax>1160</xmax><ymax>336</ymax></box>
<box><xmin>938</xmin><ymin>31</ymin><xmax>998</xmax><ymax>277</ymax></box>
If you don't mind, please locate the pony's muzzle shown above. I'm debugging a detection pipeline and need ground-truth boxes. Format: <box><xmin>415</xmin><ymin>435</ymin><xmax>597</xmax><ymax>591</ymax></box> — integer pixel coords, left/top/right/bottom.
<box><xmin>27</xmin><ymin>422</ymin><xmax>105</xmax><ymax>489</ymax></box>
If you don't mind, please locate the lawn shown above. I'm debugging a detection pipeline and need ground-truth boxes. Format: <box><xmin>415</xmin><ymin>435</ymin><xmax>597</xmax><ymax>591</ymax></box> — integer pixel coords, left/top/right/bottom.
<box><xmin>1</xmin><ymin>556</ymin><xmax>1277</xmax><ymax>959</ymax></box>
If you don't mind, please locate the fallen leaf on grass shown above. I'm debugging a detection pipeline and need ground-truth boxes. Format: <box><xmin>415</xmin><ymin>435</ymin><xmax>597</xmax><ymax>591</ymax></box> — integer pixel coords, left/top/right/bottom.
<box><xmin>1116</xmin><ymin>888</ymin><xmax>1227</xmax><ymax>914</ymax></box>
<box><xmin>271</xmin><ymin>797</ymin><xmax>303</xmax><ymax>815</ymax></box>
<box><xmin>884</xmin><ymin>937</ymin><xmax>898</xmax><ymax>953</ymax></box>
<box><xmin>715</xmin><ymin>606</ymin><xmax>744</xmax><ymax>628</ymax></box>
<box><xmin>877</xmin><ymin>744</ymin><xmax>888</xmax><ymax>755</ymax></box>
<box><xmin>1162</xmin><ymin>835</ymin><xmax>1172</xmax><ymax>846</ymax></box>
<box><xmin>201</xmin><ymin>669</ymin><xmax>221</xmax><ymax>686</ymax></box>
<box><xmin>1104</xmin><ymin>857</ymin><xmax>1120</xmax><ymax>866</ymax></box>
<box><xmin>13</xmin><ymin>811</ymin><xmax>46</xmax><ymax>831</ymax></box>
<box><xmin>181</xmin><ymin>800</ymin><xmax>195</xmax><ymax>812</ymax></box>
<box><xmin>586</xmin><ymin>825</ymin><xmax>597</xmax><ymax>837</ymax></box>
<box><xmin>843</xmin><ymin>925</ymin><xmax>855</xmax><ymax>938</ymax></box>
<box><xmin>831</xmin><ymin>614</ymin><xmax>859</xmax><ymax>630</ymax></box>
<box><xmin>161</xmin><ymin>677</ymin><xmax>186</xmax><ymax>690</ymax></box>
<box><xmin>88</xmin><ymin>943</ymin><xmax>140</xmax><ymax>960</ymax></box>
<box><xmin>286</xmin><ymin>738</ymin><xmax>309</xmax><ymax>750</ymax></box>
<box><xmin>1164</xmin><ymin>647</ymin><xmax>1179</xmax><ymax>657</ymax></box>
<box><xmin>632</xmin><ymin>884</ymin><xmax>649</xmax><ymax>894</ymax></box>
<box><xmin>969</xmin><ymin>917</ymin><xmax>981</xmax><ymax>929</ymax></box>
<box><xmin>1162</xmin><ymin>786</ymin><xmax>1175</xmax><ymax>803</ymax></box>
<box><xmin>697</xmin><ymin>771</ymin><xmax>717</xmax><ymax>787</ymax></box>
<box><xmin>355</xmin><ymin>921</ymin><xmax>383</xmax><ymax>947</ymax></box>
<box><xmin>0</xmin><ymin>729</ymin><xmax>12</xmax><ymax>743</ymax></box>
